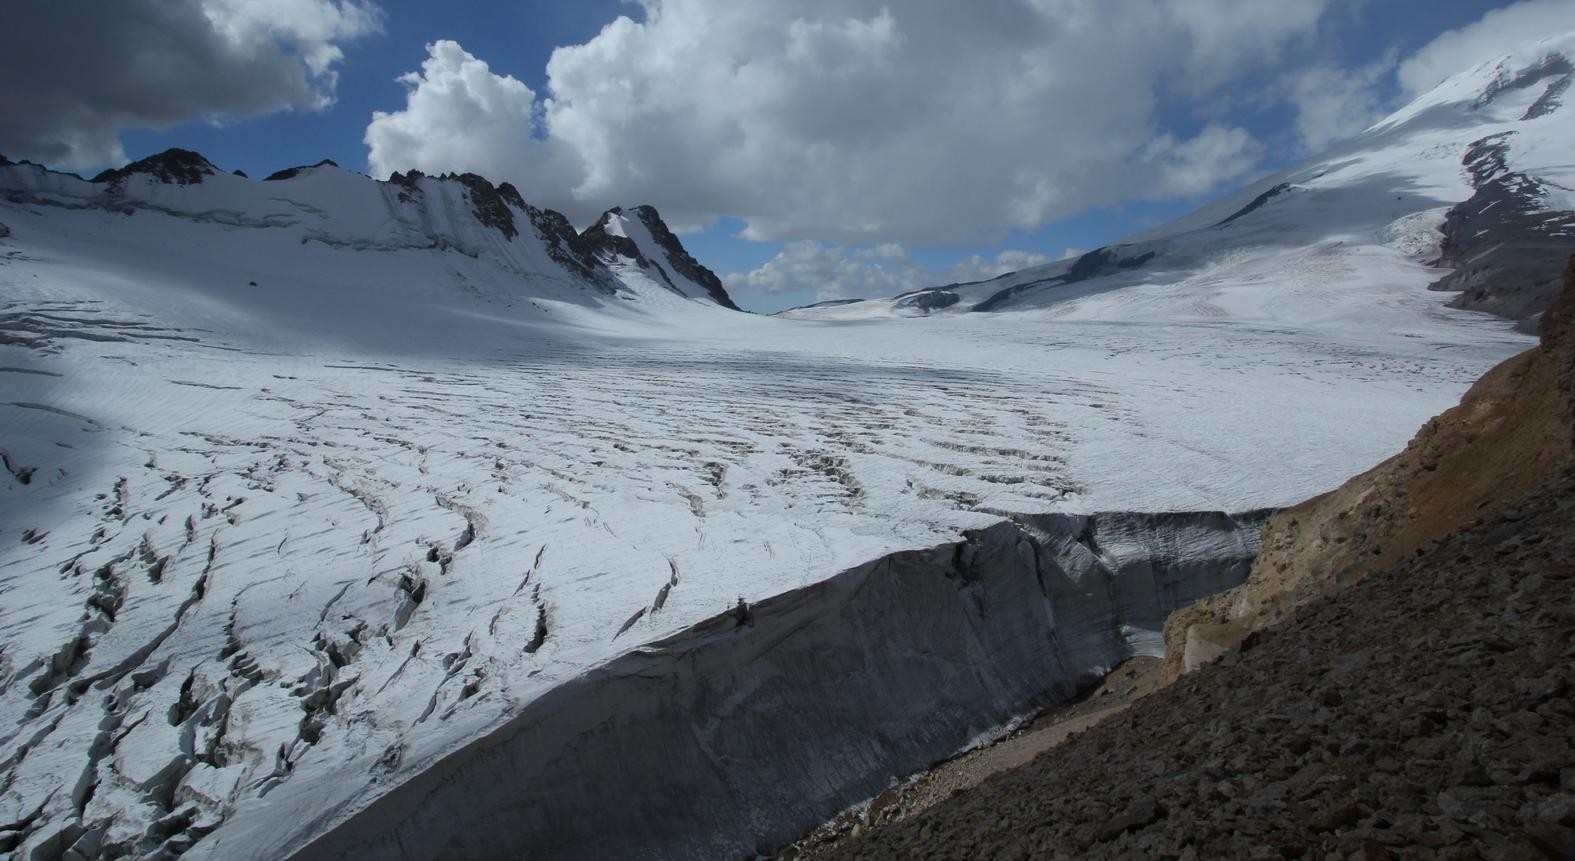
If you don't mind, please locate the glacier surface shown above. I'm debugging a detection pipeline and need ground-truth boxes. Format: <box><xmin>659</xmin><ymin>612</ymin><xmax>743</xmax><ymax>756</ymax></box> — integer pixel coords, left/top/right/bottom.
<box><xmin>1</xmin><ymin>34</ymin><xmax>1568</xmax><ymax>860</ymax></box>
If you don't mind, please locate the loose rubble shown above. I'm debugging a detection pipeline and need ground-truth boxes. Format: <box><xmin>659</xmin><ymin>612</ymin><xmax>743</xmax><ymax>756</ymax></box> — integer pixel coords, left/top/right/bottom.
<box><xmin>823</xmin><ymin>470</ymin><xmax>1575</xmax><ymax>860</ymax></box>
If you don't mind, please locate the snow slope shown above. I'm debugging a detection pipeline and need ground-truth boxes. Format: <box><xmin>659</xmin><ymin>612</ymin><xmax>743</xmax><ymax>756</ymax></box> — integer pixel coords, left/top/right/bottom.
<box><xmin>0</xmin><ymin>41</ymin><xmax>1559</xmax><ymax>861</ymax></box>
<box><xmin>783</xmin><ymin>32</ymin><xmax>1575</xmax><ymax>326</ymax></box>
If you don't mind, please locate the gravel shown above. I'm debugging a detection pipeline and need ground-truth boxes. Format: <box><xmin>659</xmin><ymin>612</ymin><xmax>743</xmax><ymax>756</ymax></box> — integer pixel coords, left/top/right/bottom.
<box><xmin>821</xmin><ymin>469</ymin><xmax>1575</xmax><ymax>860</ymax></box>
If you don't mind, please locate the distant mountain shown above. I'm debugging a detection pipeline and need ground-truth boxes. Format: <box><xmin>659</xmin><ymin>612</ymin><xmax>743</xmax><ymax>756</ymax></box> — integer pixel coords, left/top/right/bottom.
<box><xmin>582</xmin><ymin>205</ymin><xmax>742</xmax><ymax>310</ymax></box>
<box><xmin>0</xmin><ymin>149</ymin><xmax>739</xmax><ymax>314</ymax></box>
<box><xmin>784</xmin><ymin>33</ymin><xmax>1575</xmax><ymax>331</ymax></box>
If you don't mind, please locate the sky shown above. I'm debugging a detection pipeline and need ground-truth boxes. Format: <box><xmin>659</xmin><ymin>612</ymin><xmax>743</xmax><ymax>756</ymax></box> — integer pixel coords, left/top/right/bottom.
<box><xmin>2</xmin><ymin>0</ymin><xmax>1570</xmax><ymax>312</ymax></box>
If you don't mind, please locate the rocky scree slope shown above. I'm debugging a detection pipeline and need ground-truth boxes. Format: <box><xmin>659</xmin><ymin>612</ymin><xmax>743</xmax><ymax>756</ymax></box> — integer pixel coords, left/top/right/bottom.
<box><xmin>822</xmin><ymin>468</ymin><xmax>1575</xmax><ymax>859</ymax></box>
<box><xmin>1164</xmin><ymin>255</ymin><xmax>1575</xmax><ymax>681</ymax></box>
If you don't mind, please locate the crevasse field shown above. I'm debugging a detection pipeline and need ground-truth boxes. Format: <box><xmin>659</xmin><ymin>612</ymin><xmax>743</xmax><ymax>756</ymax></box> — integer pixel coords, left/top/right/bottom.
<box><xmin>2</xmin><ymin>34</ymin><xmax>1567</xmax><ymax>860</ymax></box>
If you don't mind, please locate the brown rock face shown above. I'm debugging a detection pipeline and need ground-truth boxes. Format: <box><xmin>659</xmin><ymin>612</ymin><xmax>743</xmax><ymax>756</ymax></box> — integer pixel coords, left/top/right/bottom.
<box><xmin>1162</xmin><ymin>255</ymin><xmax>1575</xmax><ymax>683</ymax></box>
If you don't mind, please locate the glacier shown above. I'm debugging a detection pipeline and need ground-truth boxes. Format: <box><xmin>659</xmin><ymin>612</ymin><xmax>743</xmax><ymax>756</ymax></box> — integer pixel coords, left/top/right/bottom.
<box><xmin>2</xmin><ymin>33</ymin><xmax>1572</xmax><ymax>861</ymax></box>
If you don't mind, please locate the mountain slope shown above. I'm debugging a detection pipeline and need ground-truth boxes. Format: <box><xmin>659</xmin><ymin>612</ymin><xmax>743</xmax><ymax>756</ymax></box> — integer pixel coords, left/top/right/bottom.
<box><xmin>0</xmin><ymin>149</ymin><xmax>740</xmax><ymax>320</ymax></box>
<box><xmin>825</xmin><ymin>472</ymin><xmax>1575</xmax><ymax>859</ymax></box>
<box><xmin>784</xmin><ymin>32</ymin><xmax>1575</xmax><ymax>328</ymax></box>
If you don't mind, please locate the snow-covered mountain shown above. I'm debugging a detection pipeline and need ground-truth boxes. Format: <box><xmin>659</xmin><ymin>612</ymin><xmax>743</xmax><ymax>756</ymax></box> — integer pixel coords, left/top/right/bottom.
<box><xmin>0</xmin><ymin>35</ymin><xmax>1566</xmax><ymax>861</ymax></box>
<box><xmin>783</xmin><ymin>33</ymin><xmax>1575</xmax><ymax>330</ymax></box>
<box><xmin>0</xmin><ymin>148</ymin><xmax>739</xmax><ymax>317</ymax></box>
<box><xmin>582</xmin><ymin>205</ymin><xmax>742</xmax><ymax>309</ymax></box>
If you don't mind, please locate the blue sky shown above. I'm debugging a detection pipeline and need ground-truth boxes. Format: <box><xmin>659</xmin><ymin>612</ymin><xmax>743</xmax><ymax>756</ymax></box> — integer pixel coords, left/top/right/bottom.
<box><xmin>9</xmin><ymin>1</ymin><xmax>1542</xmax><ymax>312</ymax></box>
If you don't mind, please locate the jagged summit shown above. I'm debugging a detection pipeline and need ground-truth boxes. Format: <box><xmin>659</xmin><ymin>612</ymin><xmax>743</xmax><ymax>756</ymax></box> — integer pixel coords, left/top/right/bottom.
<box><xmin>0</xmin><ymin>148</ymin><xmax>740</xmax><ymax>315</ymax></box>
<box><xmin>581</xmin><ymin>204</ymin><xmax>741</xmax><ymax>310</ymax></box>
<box><xmin>90</xmin><ymin>148</ymin><xmax>218</xmax><ymax>186</ymax></box>
<box><xmin>263</xmin><ymin>159</ymin><xmax>341</xmax><ymax>182</ymax></box>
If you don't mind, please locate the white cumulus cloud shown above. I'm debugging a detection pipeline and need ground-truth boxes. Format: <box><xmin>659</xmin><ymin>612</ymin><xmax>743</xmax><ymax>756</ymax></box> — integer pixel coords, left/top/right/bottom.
<box><xmin>1399</xmin><ymin>0</ymin><xmax>1575</xmax><ymax>95</ymax></box>
<box><xmin>944</xmin><ymin>250</ymin><xmax>1056</xmax><ymax>285</ymax></box>
<box><xmin>1282</xmin><ymin>60</ymin><xmax>1395</xmax><ymax>154</ymax></box>
<box><xmin>365</xmin><ymin>41</ymin><xmax>573</xmax><ymax>193</ymax></box>
<box><xmin>364</xmin><ymin>0</ymin><xmax>1336</xmax><ymax>242</ymax></box>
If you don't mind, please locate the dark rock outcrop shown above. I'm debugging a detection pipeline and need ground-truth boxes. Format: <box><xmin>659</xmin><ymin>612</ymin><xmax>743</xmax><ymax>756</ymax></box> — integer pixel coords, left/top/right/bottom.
<box><xmin>1474</xmin><ymin>52</ymin><xmax>1573</xmax><ymax>117</ymax></box>
<box><xmin>1214</xmin><ymin>182</ymin><xmax>1293</xmax><ymax>227</ymax></box>
<box><xmin>527</xmin><ymin>206</ymin><xmax>607</xmax><ymax>284</ymax></box>
<box><xmin>894</xmin><ymin>289</ymin><xmax>960</xmax><ymax>313</ymax></box>
<box><xmin>974</xmin><ymin>245</ymin><xmax>1157</xmax><ymax>312</ymax></box>
<box><xmin>579</xmin><ymin>206</ymin><xmax>741</xmax><ymax>308</ymax></box>
<box><xmin>1428</xmin><ymin>133</ymin><xmax>1575</xmax><ymax>328</ymax></box>
<box><xmin>262</xmin><ymin>160</ymin><xmax>340</xmax><ymax>182</ymax></box>
<box><xmin>451</xmin><ymin>172</ymin><xmax>524</xmax><ymax>240</ymax></box>
<box><xmin>628</xmin><ymin>205</ymin><xmax>740</xmax><ymax>309</ymax></box>
<box><xmin>90</xmin><ymin>148</ymin><xmax>217</xmax><ymax>187</ymax></box>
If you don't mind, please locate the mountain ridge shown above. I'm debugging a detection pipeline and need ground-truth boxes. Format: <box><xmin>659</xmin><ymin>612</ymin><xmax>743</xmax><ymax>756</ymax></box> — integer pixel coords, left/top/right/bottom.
<box><xmin>781</xmin><ymin>32</ymin><xmax>1575</xmax><ymax>327</ymax></box>
<box><xmin>0</xmin><ymin>148</ymin><xmax>741</xmax><ymax>315</ymax></box>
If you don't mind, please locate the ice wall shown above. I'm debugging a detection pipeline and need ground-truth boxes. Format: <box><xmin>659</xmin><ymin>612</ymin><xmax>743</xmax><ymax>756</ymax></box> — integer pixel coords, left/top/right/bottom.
<box><xmin>287</xmin><ymin>509</ymin><xmax>1273</xmax><ymax>861</ymax></box>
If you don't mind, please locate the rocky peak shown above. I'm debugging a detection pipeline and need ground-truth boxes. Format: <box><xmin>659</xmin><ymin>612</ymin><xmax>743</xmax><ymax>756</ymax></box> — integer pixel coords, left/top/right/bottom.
<box><xmin>450</xmin><ymin>172</ymin><xmax>524</xmax><ymax>240</ymax></box>
<box><xmin>263</xmin><ymin>159</ymin><xmax>341</xmax><ymax>182</ymax></box>
<box><xmin>91</xmin><ymin>148</ymin><xmax>218</xmax><ymax>187</ymax></box>
<box><xmin>580</xmin><ymin>206</ymin><xmax>740</xmax><ymax>309</ymax></box>
<box><xmin>579</xmin><ymin>206</ymin><xmax>645</xmax><ymax>264</ymax></box>
<box><xmin>387</xmin><ymin>168</ymin><xmax>425</xmax><ymax>188</ymax></box>
<box><xmin>628</xmin><ymin>205</ymin><xmax>740</xmax><ymax>310</ymax></box>
<box><xmin>527</xmin><ymin>206</ymin><xmax>605</xmax><ymax>284</ymax></box>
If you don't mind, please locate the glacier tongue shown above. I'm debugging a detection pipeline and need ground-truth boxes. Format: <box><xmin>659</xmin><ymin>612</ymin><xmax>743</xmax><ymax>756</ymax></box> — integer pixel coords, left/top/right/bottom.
<box><xmin>280</xmin><ymin>510</ymin><xmax>1272</xmax><ymax>861</ymax></box>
